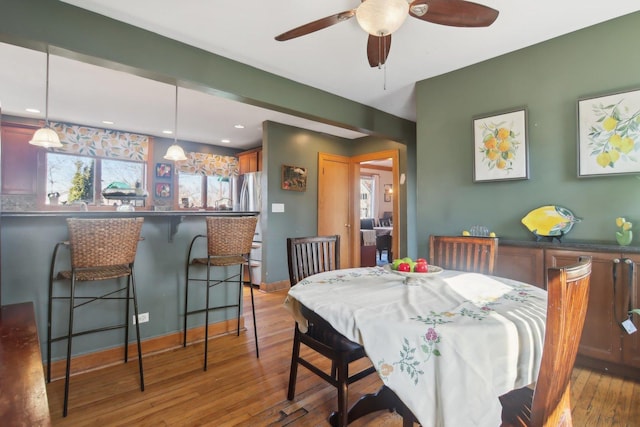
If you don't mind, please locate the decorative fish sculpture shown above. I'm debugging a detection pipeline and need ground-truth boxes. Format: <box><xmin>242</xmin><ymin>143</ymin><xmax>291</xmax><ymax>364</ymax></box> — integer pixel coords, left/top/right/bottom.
<box><xmin>521</xmin><ymin>205</ymin><xmax>581</xmax><ymax>242</ymax></box>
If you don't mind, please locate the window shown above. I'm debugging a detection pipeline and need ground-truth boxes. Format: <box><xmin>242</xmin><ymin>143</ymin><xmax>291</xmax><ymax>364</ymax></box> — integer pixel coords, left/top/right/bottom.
<box><xmin>177</xmin><ymin>173</ymin><xmax>231</xmax><ymax>209</ymax></box>
<box><xmin>45</xmin><ymin>152</ymin><xmax>146</xmax><ymax>206</ymax></box>
<box><xmin>360</xmin><ymin>175</ymin><xmax>375</xmax><ymax>218</ymax></box>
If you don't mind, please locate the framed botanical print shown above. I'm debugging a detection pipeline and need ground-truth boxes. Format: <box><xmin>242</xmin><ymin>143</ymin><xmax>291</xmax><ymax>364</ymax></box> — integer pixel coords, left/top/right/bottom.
<box><xmin>578</xmin><ymin>88</ymin><xmax>640</xmax><ymax>177</ymax></box>
<box><xmin>473</xmin><ymin>107</ymin><xmax>529</xmax><ymax>182</ymax></box>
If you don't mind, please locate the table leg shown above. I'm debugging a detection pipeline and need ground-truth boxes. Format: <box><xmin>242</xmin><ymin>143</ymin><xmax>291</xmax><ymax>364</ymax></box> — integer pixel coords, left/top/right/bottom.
<box><xmin>328</xmin><ymin>385</ymin><xmax>416</xmax><ymax>426</ymax></box>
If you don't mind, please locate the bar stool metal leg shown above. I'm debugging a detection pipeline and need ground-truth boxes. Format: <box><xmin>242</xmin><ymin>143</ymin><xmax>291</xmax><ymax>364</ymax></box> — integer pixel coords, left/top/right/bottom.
<box><xmin>63</xmin><ymin>275</ymin><xmax>76</xmax><ymax>417</ymax></box>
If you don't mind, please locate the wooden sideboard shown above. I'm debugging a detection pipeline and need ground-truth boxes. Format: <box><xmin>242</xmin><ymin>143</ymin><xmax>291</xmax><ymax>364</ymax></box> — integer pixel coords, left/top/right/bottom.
<box><xmin>0</xmin><ymin>302</ymin><xmax>52</xmax><ymax>425</ymax></box>
<box><xmin>496</xmin><ymin>240</ymin><xmax>640</xmax><ymax>379</ymax></box>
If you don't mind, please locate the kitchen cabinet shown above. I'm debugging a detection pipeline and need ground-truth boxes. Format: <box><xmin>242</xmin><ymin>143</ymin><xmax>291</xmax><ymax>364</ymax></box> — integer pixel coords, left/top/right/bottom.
<box><xmin>495</xmin><ymin>241</ymin><xmax>640</xmax><ymax>379</ymax></box>
<box><xmin>238</xmin><ymin>148</ymin><xmax>262</xmax><ymax>174</ymax></box>
<box><xmin>1</xmin><ymin>125</ymin><xmax>39</xmax><ymax>195</ymax></box>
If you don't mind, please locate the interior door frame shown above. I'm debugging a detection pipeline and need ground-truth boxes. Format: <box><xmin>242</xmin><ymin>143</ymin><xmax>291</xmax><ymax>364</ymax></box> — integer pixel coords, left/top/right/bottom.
<box><xmin>350</xmin><ymin>149</ymin><xmax>400</xmax><ymax>267</ymax></box>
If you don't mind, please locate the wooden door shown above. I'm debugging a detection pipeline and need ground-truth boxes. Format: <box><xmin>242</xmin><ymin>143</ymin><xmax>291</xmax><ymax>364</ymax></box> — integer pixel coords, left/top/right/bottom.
<box><xmin>546</xmin><ymin>249</ymin><xmax>622</xmax><ymax>364</ymax></box>
<box><xmin>621</xmin><ymin>253</ymin><xmax>640</xmax><ymax>368</ymax></box>
<box><xmin>318</xmin><ymin>153</ymin><xmax>352</xmax><ymax>267</ymax></box>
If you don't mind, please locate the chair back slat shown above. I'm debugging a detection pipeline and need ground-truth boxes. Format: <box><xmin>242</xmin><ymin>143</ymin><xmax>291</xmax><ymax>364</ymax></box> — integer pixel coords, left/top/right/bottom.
<box><xmin>287</xmin><ymin>235</ymin><xmax>340</xmax><ymax>285</ymax></box>
<box><xmin>66</xmin><ymin>218</ymin><xmax>144</xmax><ymax>268</ymax></box>
<box><xmin>429</xmin><ymin>235</ymin><xmax>498</xmax><ymax>275</ymax></box>
<box><xmin>531</xmin><ymin>256</ymin><xmax>592</xmax><ymax>426</ymax></box>
<box><xmin>206</xmin><ymin>216</ymin><xmax>258</xmax><ymax>256</ymax></box>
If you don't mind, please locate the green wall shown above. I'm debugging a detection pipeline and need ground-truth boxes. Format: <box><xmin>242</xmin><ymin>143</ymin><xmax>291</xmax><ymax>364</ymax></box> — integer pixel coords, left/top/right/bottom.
<box><xmin>415</xmin><ymin>12</ymin><xmax>640</xmax><ymax>257</ymax></box>
<box><xmin>262</xmin><ymin>122</ymin><xmax>411</xmax><ymax>283</ymax></box>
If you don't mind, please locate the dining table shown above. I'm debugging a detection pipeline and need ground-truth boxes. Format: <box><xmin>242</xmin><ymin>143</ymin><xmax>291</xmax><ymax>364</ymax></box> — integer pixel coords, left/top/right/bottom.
<box><xmin>283</xmin><ymin>266</ymin><xmax>547</xmax><ymax>427</ymax></box>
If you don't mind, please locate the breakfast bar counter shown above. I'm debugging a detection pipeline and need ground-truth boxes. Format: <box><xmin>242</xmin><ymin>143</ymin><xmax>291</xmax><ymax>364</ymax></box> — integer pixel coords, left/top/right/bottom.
<box><xmin>0</xmin><ymin>210</ymin><xmax>260</xmax><ymax>370</ymax></box>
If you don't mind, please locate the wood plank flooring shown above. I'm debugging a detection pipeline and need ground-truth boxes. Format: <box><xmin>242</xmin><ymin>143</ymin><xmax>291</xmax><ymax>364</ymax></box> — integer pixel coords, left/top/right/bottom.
<box><xmin>46</xmin><ymin>287</ymin><xmax>640</xmax><ymax>426</ymax></box>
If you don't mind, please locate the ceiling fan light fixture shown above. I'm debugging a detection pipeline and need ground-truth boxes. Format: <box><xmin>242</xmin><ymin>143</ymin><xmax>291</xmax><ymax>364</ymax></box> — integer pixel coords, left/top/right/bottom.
<box><xmin>356</xmin><ymin>0</ymin><xmax>409</xmax><ymax>36</ymax></box>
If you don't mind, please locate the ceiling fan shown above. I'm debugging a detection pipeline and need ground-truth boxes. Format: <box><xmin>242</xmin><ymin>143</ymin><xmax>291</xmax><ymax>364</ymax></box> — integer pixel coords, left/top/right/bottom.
<box><xmin>275</xmin><ymin>0</ymin><xmax>499</xmax><ymax>67</ymax></box>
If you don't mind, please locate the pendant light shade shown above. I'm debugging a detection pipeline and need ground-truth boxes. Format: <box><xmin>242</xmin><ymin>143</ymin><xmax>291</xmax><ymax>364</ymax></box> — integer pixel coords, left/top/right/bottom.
<box><xmin>164</xmin><ymin>144</ymin><xmax>187</xmax><ymax>161</ymax></box>
<box><xmin>30</xmin><ymin>50</ymin><xmax>62</xmax><ymax>148</ymax></box>
<box><xmin>164</xmin><ymin>85</ymin><xmax>187</xmax><ymax>161</ymax></box>
<box><xmin>356</xmin><ymin>0</ymin><xmax>409</xmax><ymax>36</ymax></box>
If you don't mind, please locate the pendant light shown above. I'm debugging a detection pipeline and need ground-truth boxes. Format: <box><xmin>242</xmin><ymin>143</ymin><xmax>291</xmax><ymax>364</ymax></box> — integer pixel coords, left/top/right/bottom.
<box><xmin>29</xmin><ymin>49</ymin><xmax>62</xmax><ymax>148</ymax></box>
<box><xmin>163</xmin><ymin>85</ymin><xmax>187</xmax><ymax>161</ymax></box>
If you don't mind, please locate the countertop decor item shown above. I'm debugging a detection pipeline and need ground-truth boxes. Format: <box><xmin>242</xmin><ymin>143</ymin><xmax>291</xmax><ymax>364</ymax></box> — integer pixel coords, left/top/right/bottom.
<box><xmin>521</xmin><ymin>205</ymin><xmax>581</xmax><ymax>242</ymax></box>
<box><xmin>615</xmin><ymin>217</ymin><xmax>633</xmax><ymax>246</ymax></box>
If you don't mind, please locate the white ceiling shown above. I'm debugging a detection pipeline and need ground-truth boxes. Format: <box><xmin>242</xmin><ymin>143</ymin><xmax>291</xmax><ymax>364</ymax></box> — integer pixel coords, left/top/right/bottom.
<box><xmin>2</xmin><ymin>1</ymin><xmax>640</xmax><ymax>149</ymax></box>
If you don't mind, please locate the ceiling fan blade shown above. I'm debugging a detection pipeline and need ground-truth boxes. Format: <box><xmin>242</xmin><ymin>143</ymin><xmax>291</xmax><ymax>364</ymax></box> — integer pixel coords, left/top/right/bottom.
<box><xmin>367</xmin><ymin>34</ymin><xmax>392</xmax><ymax>68</ymax></box>
<box><xmin>410</xmin><ymin>0</ymin><xmax>499</xmax><ymax>28</ymax></box>
<box><xmin>275</xmin><ymin>10</ymin><xmax>356</xmax><ymax>41</ymax></box>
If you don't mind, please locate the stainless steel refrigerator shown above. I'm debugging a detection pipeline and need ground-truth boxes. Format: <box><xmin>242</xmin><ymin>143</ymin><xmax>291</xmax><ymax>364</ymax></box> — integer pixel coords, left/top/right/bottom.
<box><xmin>233</xmin><ymin>171</ymin><xmax>263</xmax><ymax>286</ymax></box>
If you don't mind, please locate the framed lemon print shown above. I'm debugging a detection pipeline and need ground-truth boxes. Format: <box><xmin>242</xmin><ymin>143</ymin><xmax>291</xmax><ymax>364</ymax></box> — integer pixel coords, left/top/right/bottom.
<box><xmin>473</xmin><ymin>107</ymin><xmax>529</xmax><ymax>182</ymax></box>
<box><xmin>578</xmin><ymin>88</ymin><xmax>640</xmax><ymax>177</ymax></box>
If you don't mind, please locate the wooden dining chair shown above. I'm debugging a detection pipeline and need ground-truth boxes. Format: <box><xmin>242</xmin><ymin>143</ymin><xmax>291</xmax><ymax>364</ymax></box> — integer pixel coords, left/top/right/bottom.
<box><xmin>499</xmin><ymin>256</ymin><xmax>592</xmax><ymax>427</ymax></box>
<box><xmin>286</xmin><ymin>235</ymin><xmax>376</xmax><ymax>427</ymax></box>
<box><xmin>428</xmin><ymin>235</ymin><xmax>498</xmax><ymax>274</ymax></box>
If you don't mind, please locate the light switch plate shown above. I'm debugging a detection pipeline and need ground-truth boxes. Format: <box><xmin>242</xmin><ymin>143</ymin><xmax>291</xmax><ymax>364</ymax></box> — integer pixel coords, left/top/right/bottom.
<box><xmin>272</xmin><ymin>203</ymin><xmax>285</xmax><ymax>213</ymax></box>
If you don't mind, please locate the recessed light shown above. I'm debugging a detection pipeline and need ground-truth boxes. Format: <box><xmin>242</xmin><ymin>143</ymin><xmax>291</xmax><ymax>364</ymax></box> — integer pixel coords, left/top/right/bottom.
<box><xmin>221</xmin><ymin>139</ymin><xmax>231</xmax><ymax>143</ymax></box>
<box><xmin>102</xmin><ymin>120</ymin><xmax>114</xmax><ymax>125</ymax></box>
<box><xmin>234</xmin><ymin>124</ymin><xmax>245</xmax><ymax>129</ymax></box>
<box><xmin>25</xmin><ymin>108</ymin><xmax>40</xmax><ymax>113</ymax></box>
<box><xmin>162</xmin><ymin>130</ymin><xmax>173</xmax><ymax>135</ymax></box>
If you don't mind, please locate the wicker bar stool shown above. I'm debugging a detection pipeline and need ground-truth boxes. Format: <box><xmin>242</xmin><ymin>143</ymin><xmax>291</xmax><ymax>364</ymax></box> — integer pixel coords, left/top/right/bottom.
<box><xmin>47</xmin><ymin>217</ymin><xmax>145</xmax><ymax>417</ymax></box>
<box><xmin>183</xmin><ymin>215</ymin><xmax>259</xmax><ymax>370</ymax></box>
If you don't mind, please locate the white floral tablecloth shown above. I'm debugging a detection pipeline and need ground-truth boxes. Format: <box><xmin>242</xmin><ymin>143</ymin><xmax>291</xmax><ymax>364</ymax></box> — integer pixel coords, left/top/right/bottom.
<box><xmin>284</xmin><ymin>267</ymin><xmax>547</xmax><ymax>427</ymax></box>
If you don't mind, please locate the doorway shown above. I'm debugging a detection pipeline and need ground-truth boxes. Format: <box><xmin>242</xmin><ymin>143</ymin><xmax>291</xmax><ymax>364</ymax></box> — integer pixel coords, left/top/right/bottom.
<box><xmin>318</xmin><ymin>150</ymin><xmax>399</xmax><ymax>268</ymax></box>
<box><xmin>353</xmin><ymin>150</ymin><xmax>400</xmax><ymax>267</ymax></box>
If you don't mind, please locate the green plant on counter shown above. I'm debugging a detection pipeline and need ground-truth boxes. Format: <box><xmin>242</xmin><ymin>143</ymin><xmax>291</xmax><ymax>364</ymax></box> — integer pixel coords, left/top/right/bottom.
<box><xmin>616</xmin><ymin>217</ymin><xmax>633</xmax><ymax>246</ymax></box>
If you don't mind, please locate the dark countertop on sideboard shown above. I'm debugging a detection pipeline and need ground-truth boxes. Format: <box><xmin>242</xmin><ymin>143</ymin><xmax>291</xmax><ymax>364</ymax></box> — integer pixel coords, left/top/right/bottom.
<box><xmin>500</xmin><ymin>238</ymin><xmax>640</xmax><ymax>254</ymax></box>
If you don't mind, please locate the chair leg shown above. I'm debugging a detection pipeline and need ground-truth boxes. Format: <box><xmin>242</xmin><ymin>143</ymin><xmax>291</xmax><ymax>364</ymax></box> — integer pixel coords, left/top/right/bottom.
<box><xmin>203</xmin><ymin>260</ymin><xmax>212</xmax><ymax>371</ymax></box>
<box><xmin>236</xmin><ymin>265</ymin><xmax>242</xmax><ymax>337</ymax></box>
<box><xmin>47</xmin><ymin>274</ymin><xmax>54</xmax><ymax>383</ymax></box>
<box><xmin>287</xmin><ymin>328</ymin><xmax>301</xmax><ymax>401</ymax></box>
<box><xmin>63</xmin><ymin>277</ymin><xmax>76</xmax><ymax>417</ymax></box>
<box><xmin>124</xmin><ymin>276</ymin><xmax>131</xmax><ymax>363</ymax></box>
<box><xmin>130</xmin><ymin>272</ymin><xmax>144</xmax><ymax>391</ymax></box>
<box><xmin>246</xmin><ymin>261</ymin><xmax>259</xmax><ymax>358</ymax></box>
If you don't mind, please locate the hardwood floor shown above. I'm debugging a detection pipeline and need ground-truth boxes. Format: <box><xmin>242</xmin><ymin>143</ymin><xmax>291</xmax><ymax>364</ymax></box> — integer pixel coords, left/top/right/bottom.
<box><xmin>46</xmin><ymin>287</ymin><xmax>640</xmax><ymax>426</ymax></box>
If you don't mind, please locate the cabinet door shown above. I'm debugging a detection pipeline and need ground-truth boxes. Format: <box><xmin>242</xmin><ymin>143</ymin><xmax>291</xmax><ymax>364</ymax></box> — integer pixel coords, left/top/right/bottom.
<box><xmin>238</xmin><ymin>153</ymin><xmax>251</xmax><ymax>174</ymax></box>
<box><xmin>238</xmin><ymin>151</ymin><xmax>259</xmax><ymax>174</ymax></box>
<box><xmin>621</xmin><ymin>254</ymin><xmax>640</xmax><ymax>368</ymax></box>
<box><xmin>1</xmin><ymin>126</ymin><xmax>39</xmax><ymax>194</ymax></box>
<box><xmin>495</xmin><ymin>245</ymin><xmax>545</xmax><ymax>288</ymax></box>
<box><xmin>545</xmin><ymin>249</ymin><xmax>622</xmax><ymax>363</ymax></box>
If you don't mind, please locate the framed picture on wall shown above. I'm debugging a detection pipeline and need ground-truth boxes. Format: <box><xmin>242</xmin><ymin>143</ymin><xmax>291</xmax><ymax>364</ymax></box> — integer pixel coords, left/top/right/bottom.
<box><xmin>384</xmin><ymin>184</ymin><xmax>392</xmax><ymax>202</ymax></box>
<box><xmin>156</xmin><ymin>162</ymin><xmax>172</xmax><ymax>178</ymax></box>
<box><xmin>155</xmin><ymin>183</ymin><xmax>171</xmax><ymax>198</ymax></box>
<box><xmin>281</xmin><ymin>164</ymin><xmax>307</xmax><ymax>191</ymax></box>
<box><xmin>578</xmin><ymin>87</ymin><xmax>640</xmax><ymax>177</ymax></box>
<box><xmin>472</xmin><ymin>107</ymin><xmax>529</xmax><ymax>182</ymax></box>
